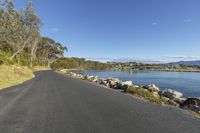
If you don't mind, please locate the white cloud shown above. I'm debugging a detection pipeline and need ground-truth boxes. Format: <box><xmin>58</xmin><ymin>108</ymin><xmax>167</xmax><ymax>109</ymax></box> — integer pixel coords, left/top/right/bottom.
<box><xmin>184</xmin><ymin>18</ymin><xmax>192</xmax><ymax>23</ymax></box>
<box><xmin>152</xmin><ymin>22</ymin><xmax>158</xmax><ymax>26</ymax></box>
<box><xmin>86</xmin><ymin>57</ymin><xmax>113</xmax><ymax>63</ymax></box>
<box><xmin>87</xmin><ymin>56</ymin><xmax>200</xmax><ymax>64</ymax></box>
<box><xmin>52</xmin><ymin>28</ymin><xmax>59</xmax><ymax>32</ymax></box>
<box><xmin>86</xmin><ymin>57</ymin><xmax>164</xmax><ymax>64</ymax></box>
<box><xmin>163</xmin><ymin>56</ymin><xmax>200</xmax><ymax>61</ymax></box>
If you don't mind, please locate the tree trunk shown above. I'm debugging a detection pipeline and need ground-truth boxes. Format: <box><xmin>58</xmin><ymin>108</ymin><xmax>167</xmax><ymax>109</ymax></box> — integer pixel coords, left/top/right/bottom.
<box><xmin>30</xmin><ymin>47</ymin><xmax>35</xmax><ymax>68</ymax></box>
<box><xmin>10</xmin><ymin>48</ymin><xmax>23</xmax><ymax>60</ymax></box>
<box><xmin>30</xmin><ymin>49</ymin><xmax>33</xmax><ymax>68</ymax></box>
<box><xmin>30</xmin><ymin>42</ymin><xmax>38</xmax><ymax>68</ymax></box>
<box><xmin>10</xmin><ymin>41</ymin><xmax>27</xmax><ymax>60</ymax></box>
<box><xmin>48</xmin><ymin>62</ymin><xmax>51</xmax><ymax>68</ymax></box>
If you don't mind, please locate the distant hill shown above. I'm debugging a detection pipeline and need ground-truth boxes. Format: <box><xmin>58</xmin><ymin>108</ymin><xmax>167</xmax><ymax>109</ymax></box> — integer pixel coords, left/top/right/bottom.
<box><xmin>168</xmin><ymin>60</ymin><xmax>200</xmax><ymax>66</ymax></box>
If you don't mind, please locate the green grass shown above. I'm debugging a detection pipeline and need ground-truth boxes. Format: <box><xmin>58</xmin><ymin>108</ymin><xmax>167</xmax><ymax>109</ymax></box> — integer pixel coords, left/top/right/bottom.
<box><xmin>0</xmin><ymin>65</ymin><xmax>34</xmax><ymax>90</ymax></box>
<box><xmin>0</xmin><ymin>50</ymin><xmax>14</xmax><ymax>65</ymax></box>
<box><xmin>127</xmin><ymin>87</ymin><xmax>169</xmax><ymax>105</ymax></box>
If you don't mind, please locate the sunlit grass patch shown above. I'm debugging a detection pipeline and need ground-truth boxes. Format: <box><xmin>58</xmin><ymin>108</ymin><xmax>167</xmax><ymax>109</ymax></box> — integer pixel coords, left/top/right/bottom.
<box><xmin>127</xmin><ymin>87</ymin><xmax>169</xmax><ymax>105</ymax></box>
<box><xmin>33</xmin><ymin>66</ymin><xmax>50</xmax><ymax>71</ymax></box>
<box><xmin>0</xmin><ymin>65</ymin><xmax>34</xmax><ymax>90</ymax></box>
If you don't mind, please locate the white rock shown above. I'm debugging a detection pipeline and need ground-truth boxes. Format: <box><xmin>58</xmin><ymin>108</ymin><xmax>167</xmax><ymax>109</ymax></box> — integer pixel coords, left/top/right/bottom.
<box><xmin>122</xmin><ymin>80</ymin><xmax>133</xmax><ymax>86</ymax></box>
<box><xmin>60</xmin><ymin>69</ymin><xmax>69</xmax><ymax>73</ymax></box>
<box><xmin>121</xmin><ymin>81</ymin><xmax>133</xmax><ymax>91</ymax></box>
<box><xmin>106</xmin><ymin>77</ymin><xmax>122</xmax><ymax>89</ymax></box>
<box><xmin>133</xmin><ymin>85</ymin><xmax>140</xmax><ymax>88</ymax></box>
<box><xmin>93</xmin><ymin>76</ymin><xmax>100</xmax><ymax>83</ymax></box>
<box><xmin>87</xmin><ymin>75</ymin><xmax>95</xmax><ymax>81</ymax></box>
<box><xmin>162</xmin><ymin>89</ymin><xmax>183</xmax><ymax>99</ymax></box>
<box><xmin>147</xmin><ymin>84</ymin><xmax>160</xmax><ymax>92</ymax></box>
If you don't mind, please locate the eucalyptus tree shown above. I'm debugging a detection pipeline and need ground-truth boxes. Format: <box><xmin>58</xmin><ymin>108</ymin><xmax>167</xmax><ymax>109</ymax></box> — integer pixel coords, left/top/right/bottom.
<box><xmin>0</xmin><ymin>0</ymin><xmax>23</xmax><ymax>64</ymax></box>
<box><xmin>0</xmin><ymin>0</ymin><xmax>30</xmax><ymax>60</ymax></box>
<box><xmin>20</xmin><ymin>0</ymin><xmax>41</xmax><ymax>67</ymax></box>
<box><xmin>0</xmin><ymin>0</ymin><xmax>41</xmax><ymax>66</ymax></box>
<box><xmin>36</xmin><ymin>37</ymin><xmax>67</xmax><ymax>67</ymax></box>
<box><xmin>0</xmin><ymin>0</ymin><xmax>20</xmax><ymax>52</ymax></box>
<box><xmin>0</xmin><ymin>0</ymin><xmax>67</xmax><ymax>67</ymax></box>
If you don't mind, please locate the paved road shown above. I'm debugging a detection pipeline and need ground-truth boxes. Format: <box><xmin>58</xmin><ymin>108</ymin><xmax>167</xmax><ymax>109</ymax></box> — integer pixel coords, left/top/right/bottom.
<box><xmin>0</xmin><ymin>71</ymin><xmax>199</xmax><ymax>133</ymax></box>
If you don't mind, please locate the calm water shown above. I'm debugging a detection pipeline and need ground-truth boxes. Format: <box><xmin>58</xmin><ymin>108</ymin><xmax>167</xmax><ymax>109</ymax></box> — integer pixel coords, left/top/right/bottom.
<box><xmin>76</xmin><ymin>70</ymin><xmax>200</xmax><ymax>97</ymax></box>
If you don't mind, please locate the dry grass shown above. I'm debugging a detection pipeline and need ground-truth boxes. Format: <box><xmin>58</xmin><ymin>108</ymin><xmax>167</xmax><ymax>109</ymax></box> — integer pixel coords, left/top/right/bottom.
<box><xmin>33</xmin><ymin>66</ymin><xmax>50</xmax><ymax>71</ymax></box>
<box><xmin>186</xmin><ymin>110</ymin><xmax>200</xmax><ymax>119</ymax></box>
<box><xmin>0</xmin><ymin>65</ymin><xmax>34</xmax><ymax>90</ymax></box>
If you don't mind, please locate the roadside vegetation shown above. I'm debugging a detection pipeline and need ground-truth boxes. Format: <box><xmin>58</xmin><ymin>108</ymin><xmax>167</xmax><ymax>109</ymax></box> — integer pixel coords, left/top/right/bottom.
<box><xmin>52</xmin><ymin>57</ymin><xmax>111</xmax><ymax>70</ymax></box>
<box><xmin>127</xmin><ymin>87</ymin><xmax>169</xmax><ymax>105</ymax></box>
<box><xmin>0</xmin><ymin>0</ymin><xmax>67</xmax><ymax>67</ymax></box>
<box><xmin>0</xmin><ymin>0</ymin><xmax>67</xmax><ymax>89</ymax></box>
<box><xmin>0</xmin><ymin>65</ymin><xmax>34</xmax><ymax>89</ymax></box>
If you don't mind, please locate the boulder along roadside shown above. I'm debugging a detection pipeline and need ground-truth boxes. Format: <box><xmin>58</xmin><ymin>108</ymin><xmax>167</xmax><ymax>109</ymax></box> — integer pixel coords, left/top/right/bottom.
<box><xmin>59</xmin><ymin>69</ymin><xmax>200</xmax><ymax>118</ymax></box>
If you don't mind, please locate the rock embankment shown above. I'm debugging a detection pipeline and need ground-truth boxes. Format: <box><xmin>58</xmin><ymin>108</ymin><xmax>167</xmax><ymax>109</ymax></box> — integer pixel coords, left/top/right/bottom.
<box><xmin>60</xmin><ymin>69</ymin><xmax>200</xmax><ymax>117</ymax></box>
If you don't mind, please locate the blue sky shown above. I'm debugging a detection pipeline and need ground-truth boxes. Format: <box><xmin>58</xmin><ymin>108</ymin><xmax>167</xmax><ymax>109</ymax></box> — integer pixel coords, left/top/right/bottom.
<box><xmin>15</xmin><ymin>0</ymin><xmax>200</xmax><ymax>62</ymax></box>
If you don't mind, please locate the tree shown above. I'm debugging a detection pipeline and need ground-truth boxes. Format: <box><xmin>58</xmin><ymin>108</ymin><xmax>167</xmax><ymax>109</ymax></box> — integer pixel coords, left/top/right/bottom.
<box><xmin>0</xmin><ymin>0</ymin><xmax>67</xmax><ymax>67</ymax></box>
<box><xmin>0</xmin><ymin>0</ymin><xmax>20</xmax><ymax>51</ymax></box>
<box><xmin>36</xmin><ymin>37</ymin><xmax>67</xmax><ymax>68</ymax></box>
<box><xmin>51</xmin><ymin>57</ymin><xmax>111</xmax><ymax>70</ymax></box>
<box><xmin>2</xmin><ymin>0</ymin><xmax>41</xmax><ymax>64</ymax></box>
<box><xmin>21</xmin><ymin>0</ymin><xmax>41</xmax><ymax>67</ymax></box>
<box><xmin>0</xmin><ymin>0</ymin><xmax>30</xmax><ymax>60</ymax></box>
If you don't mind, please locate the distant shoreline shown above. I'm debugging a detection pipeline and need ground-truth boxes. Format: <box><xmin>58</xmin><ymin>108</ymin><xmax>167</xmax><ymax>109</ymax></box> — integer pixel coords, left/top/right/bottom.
<box><xmin>63</xmin><ymin>68</ymin><xmax>200</xmax><ymax>73</ymax></box>
<box><xmin>112</xmin><ymin>68</ymin><xmax>200</xmax><ymax>73</ymax></box>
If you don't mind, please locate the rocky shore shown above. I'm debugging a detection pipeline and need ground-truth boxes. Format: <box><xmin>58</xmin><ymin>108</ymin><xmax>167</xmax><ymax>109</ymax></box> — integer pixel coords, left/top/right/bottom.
<box><xmin>60</xmin><ymin>69</ymin><xmax>200</xmax><ymax>117</ymax></box>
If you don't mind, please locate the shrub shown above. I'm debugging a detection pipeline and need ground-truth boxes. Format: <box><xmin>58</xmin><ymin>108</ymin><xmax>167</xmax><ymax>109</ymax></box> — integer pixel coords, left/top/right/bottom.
<box><xmin>127</xmin><ymin>87</ymin><xmax>169</xmax><ymax>105</ymax></box>
<box><xmin>0</xmin><ymin>50</ymin><xmax>15</xmax><ymax>65</ymax></box>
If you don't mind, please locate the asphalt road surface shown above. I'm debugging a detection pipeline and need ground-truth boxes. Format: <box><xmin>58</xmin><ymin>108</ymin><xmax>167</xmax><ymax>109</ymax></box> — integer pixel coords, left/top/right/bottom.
<box><xmin>0</xmin><ymin>70</ymin><xmax>199</xmax><ymax>133</ymax></box>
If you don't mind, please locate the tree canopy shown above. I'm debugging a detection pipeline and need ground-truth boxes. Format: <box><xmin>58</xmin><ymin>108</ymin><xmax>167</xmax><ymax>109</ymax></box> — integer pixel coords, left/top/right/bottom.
<box><xmin>0</xmin><ymin>0</ymin><xmax>67</xmax><ymax>67</ymax></box>
<box><xmin>51</xmin><ymin>57</ymin><xmax>111</xmax><ymax>70</ymax></box>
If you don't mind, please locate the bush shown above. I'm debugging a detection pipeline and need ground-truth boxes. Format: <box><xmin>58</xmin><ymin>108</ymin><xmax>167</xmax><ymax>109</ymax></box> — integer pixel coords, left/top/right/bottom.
<box><xmin>127</xmin><ymin>87</ymin><xmax>169</xmax><ymax>105</ymax></box>
<box><xmin>0</xmin><ymin>50</ymin><xmax>15</xmax><ymax>65</ymax></box>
